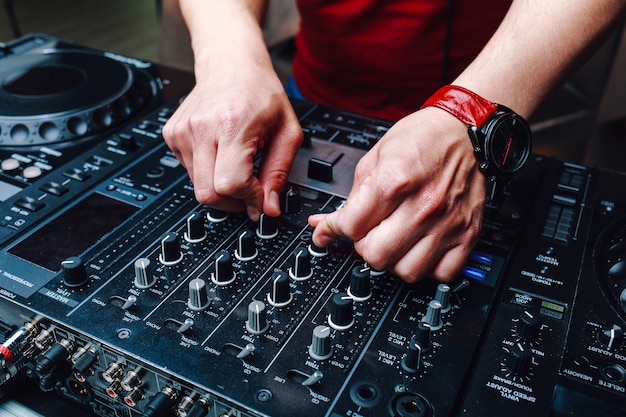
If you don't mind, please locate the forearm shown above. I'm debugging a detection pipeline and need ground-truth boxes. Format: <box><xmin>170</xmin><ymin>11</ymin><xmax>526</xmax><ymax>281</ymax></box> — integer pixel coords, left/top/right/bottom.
<box><xmin>453</xmin><ymin>0</ymin><xmax>626</xmax><ymax>118</ymax></box>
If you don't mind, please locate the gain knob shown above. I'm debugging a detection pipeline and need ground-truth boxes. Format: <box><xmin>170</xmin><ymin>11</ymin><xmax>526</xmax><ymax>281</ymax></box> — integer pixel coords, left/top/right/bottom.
<box><xmin>134</xmin><ymin>258</ymin><xmax>155</xmax><ymax>289</ymax></box>
<box><xmin>184</xmin><ymin>211</ymin><xmax>207</xmax><ymax>243</ymax></box>
<box><xmin>61</xmin><ymin>256</ymin><xmax>89</xmax><ymax>287</ymax></box>
<box><xmin>328</xmin><ymin>292</ymin><xmax>354</xmax><ymax>330</ymax></box>
<box><xmin>234</xmin><ymin>229</ymin><xmax>258</xmax><ymax>261</ymax></box>
<box><xmin>159</xmin><ymin>232</ymin><xmax>183</xmax><ymax>265</ymax></box>
<box><xmin>434</xmin><ymin>283</ymin><xmax>451</xmax><ymax>313</ymax></box>
<box><xmin>187</xmin><ymin>278</ymin><xmax>210</xmax><ymax>311</ymax></box>
<box><xmin>421</xmin><ymin>300</ymin><xmax>443</xmax><ymax>331</ymax></box>
<box><xmin>267</xmin><ymin>271</ymin><xmax>292</xmax><ymax>307</ymax></box>
<box><xmin>289</xmin><ymin>246</ymin><xmax>313</xmax><ymax>281</ymax></box>
<box><xmin>257</xmin><ymin>213</ymin><xmax>278</xmax><ymax>239</ymax></box>
<box><xmin>246</xmin><ymin>300</ymin><xmax>269</xmax><ymax>334</ymax></box>
<box><xmin>413</xmin><ymin>321</ymin><xmax>432</xmax><ymax>353</ymax></box>
<box><xmin>211</xmin><ymin>250</ymin><xmax>236</xmax><ymax>286</ymax></box>
<box><xmin>347</xmin><ymin>265</ymin><xmax>372</xmax><ymax>301</ymax></box>
<box><xmin>506</xmin><ymin>343</ymin><xmax>532</xmax><ymax>377</ymax></box>
<box><xmin>309</xmin><ymin>325</ymin><xmax>333</xmax><ymax>361</ymax></box>
<box><xmin>515</xmin><ymin>311</ymin><xmax>542</xmax><ymax>343</ymax></box>
<box><xmin>401</xmin><ymin>338</ymin><xmax>423</xmax><ymax>373</ymax></box>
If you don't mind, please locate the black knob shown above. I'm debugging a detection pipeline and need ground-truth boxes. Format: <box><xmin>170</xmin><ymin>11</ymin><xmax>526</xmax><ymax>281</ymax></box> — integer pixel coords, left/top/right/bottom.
<box><xmin>134</xmin><ymin>258</ymin><xmax>155</xmax><ymax>289</ymax></box>
<box><xmin>401</xmin><ymin>338</ymin><xmax>422</xmax><ymax>373</ymax></box>
<box><xmin>267</xmin><ymin>271</ymin><xmax>292</xmax><ymax>307</ymax></box>
<box><xmin>257</xmin><ymin>214</ymin><xmax>278</xmax><ymax>239</ymax></box>
<box><xmin>289</xmin><ymin>246</ymin><xmax>313</xmax><ymax>281</ymax></box>
<box><xmin>62</xmin><ymin>256</ymin><xmax>89</xmax><ymax>287</ymax></box>
<box><xmin>282</xmin><ymin>186</ymin><xmax>301</xmax><ymax>214</ymax></box>
<box><xmin>206</xmin><ymin>206</ymin><xmax>228</xmax><ymax>223</ymax></box>
<box><xmin>515</xmin><ymin>311</ymin><xmax>542</xmax><ymax>343</ymax></box>
<box><xmin>159</xmin><ymin>232</ymin><xmax>183</xmax><ymax>265</ymax></box>
<box><xmin>246</xmin><ymin>300</ymin><xmax>269</xmax><ymax>334</ymax></box>
<box><xmin>329</xmin><ymin>292</ymin><xmax>354</xmax><ymax>330</ymax></box>
<box><xmin>598</xmin><ymin>325</ymin><xmax>623</xmax><ymax>350</ymax></box>
<box><xmin>506</xmin><ymin>343</ymin><xmax>532</xmax><ymax>377</ymax></box>
<box><xmin>188</xmin><ymin>278</ymin><xmax>210</xmax><ymax>311</ymax></box>
<box><xmin>211</xmin><ymin>250</ymin><xmax>236</xmax><ymax>286</ymax></box>
<box><xmin>348</xmin><ymin>265</ymin><xmax>371</xmax><ymax>301</ymax></box>
<box><xmin>234</xmin><ymin>229</ymin><xmax>257</xmax><ymax>261</ymax></box>
<box><xmin>308</xmin><ymin>241</ymin><xmax>329</xmax><ymax>257</ymax></box>
<box><xmin>309</xmin><ymin>325</ymin><xmax>333</xmax><ymax>360</ymax></box>
<box><xmin>184</xmin><ymin>211</ymin><xmax>207</xmax><ymax>243</ymax></box>
<box><xmin>413</xmin><ymin>321</ymin><xmax>431</xmax><ymax>353</ymax></box>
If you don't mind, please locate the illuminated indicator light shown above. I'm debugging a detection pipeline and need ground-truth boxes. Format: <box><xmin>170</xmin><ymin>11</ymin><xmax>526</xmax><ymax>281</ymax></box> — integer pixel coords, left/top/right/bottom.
<box><xmin>541</xmin><ymin>300</ymin><xmax>565</xmax><ymax>313</ymax></box>
<box><xmin>469</xmin><ymin>251</ymin><xmax>493</xmax><ymax>266</ymax></box>
<box><xmin>463</xmin><ymin>266</ymin><xmax>487</xmax><ymax>281</ymax></box>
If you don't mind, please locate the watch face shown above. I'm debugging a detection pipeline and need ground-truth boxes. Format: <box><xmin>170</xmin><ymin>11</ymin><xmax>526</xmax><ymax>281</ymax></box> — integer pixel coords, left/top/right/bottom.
<box><xmin>485</xmin><ymin>113</ymin><xmax>532</xmax><ymax>174</ymax></box>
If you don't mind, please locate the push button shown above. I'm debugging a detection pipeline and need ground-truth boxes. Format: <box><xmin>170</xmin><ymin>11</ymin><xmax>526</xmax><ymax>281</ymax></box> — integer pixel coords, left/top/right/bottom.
<box><xmin>14</xmin><ymin>196</ymin><xmax>45</xmax><ymax>212</ymax></box>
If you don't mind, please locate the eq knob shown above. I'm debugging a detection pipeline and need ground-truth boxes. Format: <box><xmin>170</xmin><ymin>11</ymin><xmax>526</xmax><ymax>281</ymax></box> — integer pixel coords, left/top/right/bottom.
<box><xmin>211</xmin><ymin>250</ymin><xmax>236</xmax><ymax>286</ymax></box>
<box><xmin>289</xmin><ymin>246</ymin><xmax>313</xmax><ymax>281</ymax></box>
<box><xmin>308</xmin><ymin>241</ymin><xmax>329</xmax><ymax>257</ymax></box>
<box><xmin>246</xmin><ymin>300</ymin><xmax>269</xmax><ymax>334</ymax></box>
<box><xmin>515</xmin><ymin>311</ymin><xmax>542</xmax><ymax>343</ymax></box>
<box><xmin>61</xmin><ymin>256</ymin><xmax>89</xmax><ymax>287</ymax></box>
<box><xmin>328</xmin><ymin>292</ymin><xmax>354</xmax><ymax>330</ymax></box>
<box><xmin>506</xmin><ymin>343</ymin><xmax>532</xmax><ymax>377</ymax></box>
<box><xmin>159</xmin><ymin>232</ymin><xmax>183</xmax><ymax>265</ymax></box>
<box><xmin>187</xmin><ymin>278</ymin><xmax>210</xmax><ymax>311</ymax></box>
<box><xmin>347</xmin><ymin>265</ymin><xmax>372</xmax><ymax>301</ymax></box>
<box><xmin>267</xmin><ymin>271</ymin><xmax>292</xmax><ymax>307</ymax></box>
<box><xmin>422</xmin><ymin>300</ymin><xmax>443</xmax><ymax>331</ymax></box>
<box><xmin>134</xmin><ymin>258</ymin><xmax>156</xmax><ymax>289</ymax></box>
<box><xmin>434</xmin><ymin>284</ymin><xmax>451</xmax><ymax>313</ymax></box>
<box><xmin>309</xmin><ymin>325</ymin><xmax>333</xmax><ymax>361</ymax></box>
<box><xmin>184</xmin><ymin>211</ymin><xmax>207</xmax><ymax>243</ymax></box>
<box><xmin>257</xmin><ymin>214</ymin><xmax>278</xmax><ymax>239</ymax></box>
<box><xmin>234</xmin><ymin>229</ymin><xmax>258</xmax><ymax>261</ymax></box>
<box><xmin>206</xmin><ymin>207</ymin><xmax>228</xmax><ymax>223</ymax></box>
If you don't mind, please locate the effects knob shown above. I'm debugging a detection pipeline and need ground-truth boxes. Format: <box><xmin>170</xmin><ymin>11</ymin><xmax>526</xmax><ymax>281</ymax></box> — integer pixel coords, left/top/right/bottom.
<box><xmin>598</xmin><ymin>325</ymin><xmax>623</xmax><ymax>351</ymax></box>
<box><xmin>289</xmin><ymin>246</ymin><xmax>313</xmax><ymax>281</ymax></box>
<box><xmin>134</xmin><ymin>258</ymin><xmax>155</xmax><ymax>289</ymax></box>
<box><xmin>347</xmin><ymin>265</ymin><xmax>372</xmax><ymax>301</ymax></box>
<box><xmin>184</xmin><ymin>211</ymin><xmax>207</xmax><ymax>243</ymax></box>
<box><xmin>422</xmin><ymin>300</ymin><xmax>443</xmax><ymax>331</ymax></box>
<box><xmin>234</xmin><ymin>229</ymin><xmax>258</xmax><ymax>261</ymax></box>
<box><xmin>206</xmin><ymin>207</ymin><xmax>228</xmax><ymax>223</ymax></box>
<box><xmin>187</xmin><ymin>278</ymin><xmax>210</xmax><ymax>311</ymax></box>
<box><xmin>309</xmin><ymin>325</ymin><xmax>333</xmax><ymax>361</ymax></box>
<box><xmin>257</xmin><ymin>213</ymin><xmax>278</xmax><ymax>239</ymax></box>
<box><xmin>282</xmin><ymin>186</ymin><xmax>301</xmax><ymax>214</ymax></box>
<box><xmin>159</xmin><ymin>232</ymin><xmax>183</xmax><ymax>265</ymax></box>
<box><xmin>62</xmin><ymin>256</ymin><xmax>89</xmax><ymax>287</ymax></box>
<box><xmin>506</xmin><ymin>343</ymin><xmax>532</xmax><ymax>377</ymax></box>
<box><xmin>328</xmin><ymin>292</ymin><xmax>354</xmax><ymax>330</ymax></box>
<box><xmin>515</xmin><ymin>311</ymin><xmax>542</xmax><ymax>343</ymax></box>
<box><xmin>434</xmin><ymin>283</ymin><xmax>451</xmax><ymax>313</ymax></box>
<box><xmin>267</xmin><ymin>271</ymin><xmax>292</xmax><ymax>307</ymax></box>
<box><xmin>211</xmin><ymin>250</ymin><xmax>236</xmax><ymax>286</ymax></box>
<box><xmin>246</xmin><ymin>300</ymin><xmax>269</xmax><ymax>334</ymax></box>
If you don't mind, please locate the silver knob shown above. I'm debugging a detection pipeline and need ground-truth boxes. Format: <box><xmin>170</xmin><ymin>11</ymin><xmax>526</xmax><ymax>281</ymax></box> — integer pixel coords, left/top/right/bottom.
<box><xmin>422</xmin><ymin>300</ymin><xmax>443</xmax><ymax>330</ymax></box>
<box><xmin>246</xmin><ymin>300</ymin><xmax>269</xmax><ymax>335</ymax></box>
<box><xmin>134</xmin><ymin>258</ymin><xmax>155</xmax><ymax>288</ymax></box>
<box><xmin>187</xmin><ymin>278</ymin><xmax>210</xmax><ymax>311</ymax></box>
<box><xmin>309</xmin><ymin>325</ymin><xmax>333</xmax><ymax>360</ymax></box>
<box><xmin>434</xmin><ymin>283</ymin><xmax>451</xmax><ymax>313</ymax></box>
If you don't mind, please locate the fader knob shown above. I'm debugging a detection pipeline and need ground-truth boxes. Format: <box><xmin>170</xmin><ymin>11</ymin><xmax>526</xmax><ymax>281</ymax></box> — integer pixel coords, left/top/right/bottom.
<box><xmin>134</xmin><ymin>258</ymin><xmax>155</xmax><ymax>289</ymax></box>
<box><xmin>257</xmin><ymin>214</ymin><xmax>278</xmax><ymax>239</ymax></box>
<box><xmin>328</xmin><ymin>292</ymin><xmax>354</xmax><ymax>330</ymax></box>
<box><xmin>235</xmin><ymin>230</ymin><xmax>257</xmax><ymax>261</ymax></box>
<box><xmin>347</xmin><ymin>265</ymin><xmax>372</xmax><ymax>301</ymax></box>
<box><xmin>187</xmin><ymin>278</ymin><xmax>210</xmax><ymax>311</ymax></box>
<box><xmin>159</xmin><ymin>232</ymin><xmax>183</xmax><ymax>265</ymax></box>
<box><xmin>434</xmin><ymin>283</ymin><xmax>451</xmax><ymax>313</ymax></box>
<box><xmin>211</xmin><ymin>250</ymin><xmax>236</xmax><ymax>286</ymax></box>
<box><xmin>246</xmin><ymin>300</ymin><xmax>269</xmax><ymax>334</ymax></box>
<box><xmin>184</xmin><ymin>211</ymin><xmax>207</xmax><ymax>243</ymax></box>
<box><xmin>506</xmin><ymin>343</ymin><xmax>532</xmax><ymax>377</ymax></box>
<box><xmin>516</xmin><ymin>311</ymin><xmax>542</xmax><ymax>343</ymax></box>
<box><xmin>62</xmin><ymin>256</ymin><xmax>89</xmax><ymax>287</ymax></box>
<box><xmin>421</xmin><ymin>300</ymin><xmax>443</xmax><ymax>331</ymax></box>
<box><xmin>309</xmin><ymin>325</ymin><xmax>333</xmax><ymax>361</ymax></box>
<box><xmin>267</xmin><ymin>271</ymin><xmax>292</xmax><ymax>307</ymax></box>
<box><xmin>289</xmin><ymin>246</ymin><xmax>313</xmax><ymax>281</ymax></box>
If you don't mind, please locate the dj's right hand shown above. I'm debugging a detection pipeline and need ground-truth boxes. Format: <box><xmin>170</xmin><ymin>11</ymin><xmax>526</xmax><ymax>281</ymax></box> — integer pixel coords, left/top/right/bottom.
<box><xmin>162</xmin><ymin>51</ymin><xmax>302</xmax><ymax>222</ymax></box>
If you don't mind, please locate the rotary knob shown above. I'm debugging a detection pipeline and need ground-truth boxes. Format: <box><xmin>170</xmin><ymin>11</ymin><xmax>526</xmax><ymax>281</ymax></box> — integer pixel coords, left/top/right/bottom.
<box><xmin>289</xmin><ymin>246</ymin><xmax>313</xmax><ymax>281</ymax></box>
<box><xmin>267</xmin><ymin>271</ymin><xmax>292</xmax><ymax>307</ymax></box>
<box><xmin>506</xmin><ymin>343</ymin><xmax>532</xmax><ymax>377</ymax></box>
<box><xmin>184</xmin><ymin>211</ymin><xmax>207</xmax><ymax>243</ymax></box>
<box><xmin>308</xmin><ymin>241</ymin><xmax>329</xmax><ymax>257</ymax></box>
<box><xmin>328</xmin><ymin>292</ymin><xmax>354</xmax><ymax>330</ymax></box>
<box><xmin>413</xmin><ymin>321</ymin><xmax>432</xmax><ymax>353</ymax></box>
<box><xmin>347</xmin><ymin>265</ymin><xmax>372</xmax><ymax>301</ymax></box>
<box><xmin>309</xmin><ymin>325</ymin><xmax>333</xmax><ymax>361</ymax></box>
<box><xmin>421</xmin><ymin>300</ymin><xmax>443</xmax><ymax>331</ymax></box>
<box><xmin>246</xmin><ymin>300</ymin><xmax>269</xmax><ymax>334</ymax></box>
<box><xmin>434</xmin><ymin>284</ymin><xmax>451</xmax><ymax>313</ymax></box>
<box><xmin>401</xmin><ymin>338</ymin><xmax>423</xmax><ymax>373</ymax></box>
<box><xmin>211</xmin><ymin>250</ymin><xmax>236</xmax><ymax>286</ymax></box>
<box><xmin>257</xmin><ymin>214</ymin><xmax>278</xmax><ymax>239</ymax></box>
<box><xmin>234</xmin><ymin>229</ymin><xmax>257</xmax><ymax>261</ymax></box>
<box><xmin>159</xmin><ymin>232</ymin><xmax>183</xmax><ymax>265</ymax></box>
<box><xmin>134</xmin><ymin>258</ymin><xmax>156</xmax><ymax>288</ymax></box>
<box><xmin>598</xmin><ymin>325</ymin><xmax>623</xmax><ymax>351</ymax></box>
<box><xmin>206</xmin><ymin>207</ymin><xmax>228</xmax><ymax>223</ymax></box>
<box><xmin>515</xmin><ymin>311</ymin><xmax>542</xmax><ymax>343</ymax></box>
<box><xmin>187</xmin><ymin>278</ymin><xmax>210</xmax><ymax>311</ymax></box>
<box><xmin>61</xmin><ymin>256</ymin><xmax>89</xmax><ymax>287</ymax></box>
<box><xmin>282</xmin><ymin>186</ymin><xmax>301</xmax><ymax>214</ymax></box>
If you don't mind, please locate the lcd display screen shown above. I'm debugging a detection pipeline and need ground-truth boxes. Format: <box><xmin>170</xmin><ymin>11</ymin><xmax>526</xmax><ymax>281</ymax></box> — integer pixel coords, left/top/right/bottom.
<box><xmin>9</xmin><ymin>192</ymin><xmax>139</xmax><ymax>271</ymax></box>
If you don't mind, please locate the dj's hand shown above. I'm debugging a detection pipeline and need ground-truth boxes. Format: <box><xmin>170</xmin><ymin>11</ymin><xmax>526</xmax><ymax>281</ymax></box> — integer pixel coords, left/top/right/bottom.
<box><xmin>162</xmin><ymin>64</ymin><xmax>302</xmax><ymax>221</ymax></box>
<box><xmin>309</xmin><ymin>107</ymin><xmax>485</xmax><ymax>283</ymax></box>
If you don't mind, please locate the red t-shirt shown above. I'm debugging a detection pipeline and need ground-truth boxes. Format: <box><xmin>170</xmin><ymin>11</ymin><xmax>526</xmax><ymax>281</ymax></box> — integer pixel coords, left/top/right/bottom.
<box><xmin>292</xmin><ymin>0</ymin><xmax>512</xmax><ymax>120</ymax></box>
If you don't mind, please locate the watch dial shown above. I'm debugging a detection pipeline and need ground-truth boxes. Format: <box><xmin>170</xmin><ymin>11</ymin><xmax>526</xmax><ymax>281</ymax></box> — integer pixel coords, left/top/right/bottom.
<box><xmin>487</xmin><ymin>113</ymin><xmax>531</xmax><ymax>174</ymax></box>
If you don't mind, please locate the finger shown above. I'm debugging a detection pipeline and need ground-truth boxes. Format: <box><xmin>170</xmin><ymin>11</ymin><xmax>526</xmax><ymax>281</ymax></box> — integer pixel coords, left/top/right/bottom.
<box><xmin>430</xmin><ymin>244</ymin><xmax>474</xmax><ymax>282</ymax></box>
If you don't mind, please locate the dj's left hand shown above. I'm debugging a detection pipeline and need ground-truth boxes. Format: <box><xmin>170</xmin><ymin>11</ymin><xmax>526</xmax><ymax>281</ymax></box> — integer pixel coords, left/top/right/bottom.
<box><xmin>309</xmin><ymin>107</ymin><xmax>486</xmax><ymax>283</ymax></box>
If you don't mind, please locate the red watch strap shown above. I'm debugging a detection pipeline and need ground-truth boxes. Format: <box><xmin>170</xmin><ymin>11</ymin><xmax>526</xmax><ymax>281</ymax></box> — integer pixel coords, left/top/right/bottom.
<box><xmin>421</xmin><ymin>85</ymin><xmax>498</xmax><ymax>127</ymax></box>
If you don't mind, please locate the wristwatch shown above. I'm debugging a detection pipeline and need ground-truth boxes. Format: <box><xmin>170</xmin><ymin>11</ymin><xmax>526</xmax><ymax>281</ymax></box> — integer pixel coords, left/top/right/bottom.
<box><xmin>421</xmin><ymin>85</ymin><xmax>532</xmax><ymax>182</ymax></box>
